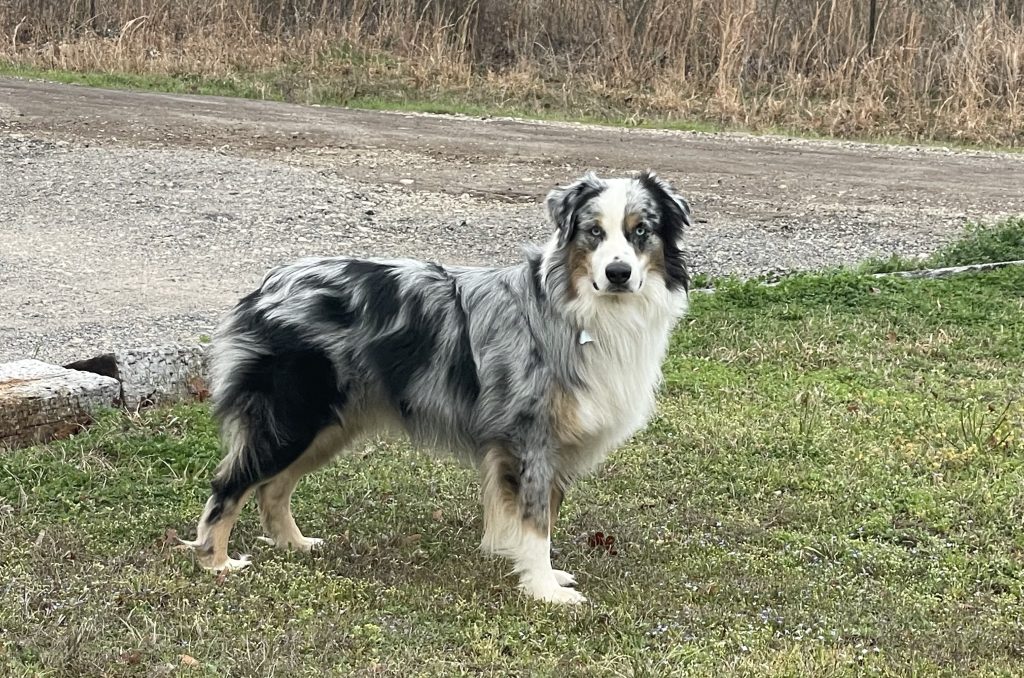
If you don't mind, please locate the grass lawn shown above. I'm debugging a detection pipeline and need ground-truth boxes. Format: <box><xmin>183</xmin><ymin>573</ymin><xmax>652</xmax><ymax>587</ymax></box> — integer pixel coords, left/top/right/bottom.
<box><xmin>2</xmin><ymin>223</ymin><xmax>1024</xmax><ymax>676</ymax></box>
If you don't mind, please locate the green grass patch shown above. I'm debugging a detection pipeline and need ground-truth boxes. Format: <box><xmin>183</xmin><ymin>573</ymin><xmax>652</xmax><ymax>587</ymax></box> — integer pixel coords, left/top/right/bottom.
<box><xmin>0</xmin><ymin>63</ymin><xmax>274</xmax><ymax>100</ymax></box>
<box><xmin>859</xmin><ymin>218</ymin><xmax>1024</xmax><ymax>274</ymax></box>
<box><xmin>3</xmin><ymin>264</ymin><xmax>1024</xmax><ymax>675</ymax></box>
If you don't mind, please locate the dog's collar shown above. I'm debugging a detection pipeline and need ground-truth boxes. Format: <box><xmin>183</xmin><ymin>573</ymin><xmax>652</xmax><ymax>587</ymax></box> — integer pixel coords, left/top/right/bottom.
<box><xmin>579</xmin><ymin>329</ymin><xmax>595</xmax><ymax>345</ymax></box>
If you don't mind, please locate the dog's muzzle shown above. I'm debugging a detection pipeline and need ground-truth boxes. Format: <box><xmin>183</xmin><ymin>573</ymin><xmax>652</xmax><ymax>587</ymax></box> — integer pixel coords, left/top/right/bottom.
<box><xmin>604</xmin><ymin>261</ymin><xmax>633</xmax><ymax>292</ymax></box>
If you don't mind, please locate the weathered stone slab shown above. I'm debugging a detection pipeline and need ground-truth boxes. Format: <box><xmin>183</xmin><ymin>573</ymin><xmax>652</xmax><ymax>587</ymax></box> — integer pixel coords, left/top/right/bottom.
<box><xmin>0</xmin><ymin>359</ymin><xmax>120</xmax><ymax>449</ymax></box>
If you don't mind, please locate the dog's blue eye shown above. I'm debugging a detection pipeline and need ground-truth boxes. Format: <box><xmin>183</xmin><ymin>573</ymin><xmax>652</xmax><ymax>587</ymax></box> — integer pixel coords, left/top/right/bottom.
<box><xmin>635</xmin><ymin>226</ymin><xmax>647</xmax><ymax>237</ymax></box>
<box><xmin>589</xmin><ymin>226</ymin><xmax>603</xmax><ymax>237</ymax></box>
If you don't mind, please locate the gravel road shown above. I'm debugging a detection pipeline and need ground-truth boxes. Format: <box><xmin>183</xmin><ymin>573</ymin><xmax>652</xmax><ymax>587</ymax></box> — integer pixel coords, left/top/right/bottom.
<box><xmin>2</xmin><ymin>77</ymin><xmax>1023</xmax><ymax>365</ymax></box>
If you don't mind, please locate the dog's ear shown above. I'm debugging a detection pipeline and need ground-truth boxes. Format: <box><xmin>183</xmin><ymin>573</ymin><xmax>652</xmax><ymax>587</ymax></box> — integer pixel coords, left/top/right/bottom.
<box><xmin>638</xmin><ymin>170</ymin><xmax>692</xmax><ymax>230</ymax></box>
<box><xmin>638</xmin><ymin>170</ymin><xmax>692</xmax><ymax>291</ymax></box>
<box><xmin>546</xmin><ymin>172</ymin><xmax>605</xmax><ymax>246</ymax></box>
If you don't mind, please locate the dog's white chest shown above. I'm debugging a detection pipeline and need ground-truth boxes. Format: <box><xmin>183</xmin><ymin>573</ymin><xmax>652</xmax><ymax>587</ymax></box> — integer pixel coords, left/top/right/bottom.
<box><xmin>571</xmin><ymin>312</ymin><xmax>674</xmax><ymax>465</ymax></box>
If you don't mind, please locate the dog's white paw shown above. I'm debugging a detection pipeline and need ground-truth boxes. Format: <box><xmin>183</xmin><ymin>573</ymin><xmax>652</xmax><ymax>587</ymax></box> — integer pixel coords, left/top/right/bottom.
<box><xmin>520</xmin><ymin>576</ymin><xmax>587</xmax><ymax>605</ymax></box>
<box><xmin>551</xmin><ymin>569</ymin><xmax>577</xmax><ymax>587</ymax></box>
<box><xmin>295</xmin><ymin>536</ymin><xmax>324</xmax><ymax>551</ymax></box>
<box><xmin>256</xmin><ymin>535</ymin><xmax>324</xmax><ymax>551</ymax></box>
<box><xmin>209</xmin><ymin>554</ymin><xmax>252</xmax><ymax>573</ymax></box>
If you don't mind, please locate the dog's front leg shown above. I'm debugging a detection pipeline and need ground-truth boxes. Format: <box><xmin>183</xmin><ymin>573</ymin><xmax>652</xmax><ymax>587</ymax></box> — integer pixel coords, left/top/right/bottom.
<box><xmin>480</xmin><ymin>445</ymin><xmax>585</xmax><ymax>605</ymax></box>
<box><xmin>548</xmin><ymin>484</ymin><xmax>576</xmax><ymax>588</ymax></box>
<box><xmin>514</xmin><ymin>459</ymin><xmax>584</xmax><ymax>604</ymax></box>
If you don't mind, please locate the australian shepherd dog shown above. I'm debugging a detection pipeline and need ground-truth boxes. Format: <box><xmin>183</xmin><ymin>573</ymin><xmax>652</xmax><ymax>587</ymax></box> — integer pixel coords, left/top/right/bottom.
<box><xmin>183</xmin><ymin>171</ymin><xmax>692</xmax><ymax>604</ymax></box>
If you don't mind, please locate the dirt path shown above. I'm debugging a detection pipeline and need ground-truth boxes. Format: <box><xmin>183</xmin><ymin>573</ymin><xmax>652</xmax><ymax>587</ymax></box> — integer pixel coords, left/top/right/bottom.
<box><xmin>2</xmin><ymin>76</ymin><xmax>1022</xmax><ymax>364</ymax></box>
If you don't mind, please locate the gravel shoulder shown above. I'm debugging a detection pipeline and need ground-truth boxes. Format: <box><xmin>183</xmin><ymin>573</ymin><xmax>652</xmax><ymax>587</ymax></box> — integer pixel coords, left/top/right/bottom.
<box><xmin>2</xmin><ymin>77</ymin><xmax>1023</xmax><ymax>364</ymax></box>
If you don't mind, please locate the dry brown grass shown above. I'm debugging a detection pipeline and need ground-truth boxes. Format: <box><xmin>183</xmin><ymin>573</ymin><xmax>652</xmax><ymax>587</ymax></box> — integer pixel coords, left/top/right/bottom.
<box><xmin>3</xmin><ymin>0</ymin><xmax>1023</xmax><ymax>146</ymax></box>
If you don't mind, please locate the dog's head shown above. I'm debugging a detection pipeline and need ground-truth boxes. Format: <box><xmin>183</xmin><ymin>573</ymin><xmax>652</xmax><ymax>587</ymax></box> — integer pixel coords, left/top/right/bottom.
<box><xmin>545</xmin><ymin>171</ymin><xmax>691</xmax><ymax>297</ymax></box>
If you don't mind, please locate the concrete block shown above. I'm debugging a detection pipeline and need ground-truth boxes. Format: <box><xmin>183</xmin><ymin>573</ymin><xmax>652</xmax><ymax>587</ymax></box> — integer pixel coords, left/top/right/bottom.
<box><xmin>0</xmin><ymin>359</ymin><xmax>120</xmax><ymax>449</ymax></box>
<box><xmin>112</xmin><ymin>344</ymin><xmax>209</xmax><ymax>410</ymax></box>
<box><xmin>65</xmin><ymin>343</ymin><xmax>210</xmax><ymax>410</ymax></box>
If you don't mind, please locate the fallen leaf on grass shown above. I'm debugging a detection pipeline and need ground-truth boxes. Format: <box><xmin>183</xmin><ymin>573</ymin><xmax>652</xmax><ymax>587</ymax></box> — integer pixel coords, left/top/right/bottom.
<box><xmin>120</xmin><ymin>650</ymin><xmax>143</xmax><ymax>666</ymax></box>
<box><xmin>180</xmin><ymin>654</ymin><xmax>200</xmax><ymax>667</ymax></box>
<box><xmin>188</xmin><ymin>376</ymin><xmax>211</xmax><ymax>401</ymax></box>
<box><xmin>587</xmin><ymin>531</ymin><xmax>619</xmax><ymax>555</ymax></box>
<box><xmin>162</xmin><ymin>528</ymin><xmax>179</xmax><ymax>547</ymax></box>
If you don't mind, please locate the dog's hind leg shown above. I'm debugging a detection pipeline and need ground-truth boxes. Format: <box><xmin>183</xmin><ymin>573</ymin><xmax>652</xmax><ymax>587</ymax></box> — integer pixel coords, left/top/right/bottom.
<box><xmin>181</xmin><ymin>411</ymin><xmax>278</xmax><ymax>569</ymax></box>
<box><xmin>184</xmin><ymin>490</ymin><xmax>254</xmax><ymax>572</ymax></box>
<box><xmin>255</xmin><ymin>424</ymin><xmax>356</xmax><ymax>551</ymax></box>
<box><xmin>183</xmin><ymin>346</ymin><xmax>347</xmax><ymax>571</ymax></box>
<box><xmin>181</xmin><ymin>416</ymin><xmax>261</xmax><ymax>572</ymax></box>
<box><xmin>255</xmin><ymin>468</ymin><xmax>321</xmax><ymax>551</ymax></box>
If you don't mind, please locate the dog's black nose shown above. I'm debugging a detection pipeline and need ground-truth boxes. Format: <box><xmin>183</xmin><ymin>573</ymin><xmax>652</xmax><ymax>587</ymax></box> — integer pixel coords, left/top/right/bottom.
<box><xmin>605</xmin><ymin>261</ymin><xmax>632</xmax><ymax>285</ymax></box>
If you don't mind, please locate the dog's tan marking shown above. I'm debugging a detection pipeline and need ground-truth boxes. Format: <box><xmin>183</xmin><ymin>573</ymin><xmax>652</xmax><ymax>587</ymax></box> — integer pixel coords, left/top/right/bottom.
<box><xmin>565</xmin><ymin>240</ymin><xmax>592</xmax><ymax>300</ymax></box>
<box><xmin>549</xmin><ymin>485</ymin><xmax>565</xmax><ymax>536</ymax></box>
<box><xmin>642</xmin><ymin>247</ymin><xmax>666</xmax><ymax>281</ymax></box>
<box><xmin>552</xmin><ymin>386</ymin><xmax>585</xmax><ymax>447</ymax></box>
<box><xmin>549</xmin><ymin>486</ymin><xmax>575</xmax><ymax>589</ymax></box>
<box><xmin>479</xmin><ymin>447</ymin><xmax>521</xmax><ymax>556</ymax></box>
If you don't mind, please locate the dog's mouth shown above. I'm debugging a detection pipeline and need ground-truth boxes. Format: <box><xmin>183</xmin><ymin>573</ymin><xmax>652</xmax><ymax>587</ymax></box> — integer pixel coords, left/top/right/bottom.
<box><xmin>592</xmin><ymin>279</ymin><xmax>643</xmax><ymax>294</ymax></box>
